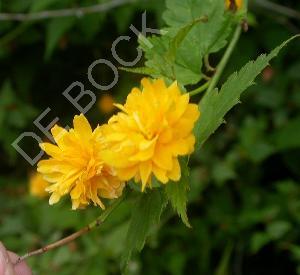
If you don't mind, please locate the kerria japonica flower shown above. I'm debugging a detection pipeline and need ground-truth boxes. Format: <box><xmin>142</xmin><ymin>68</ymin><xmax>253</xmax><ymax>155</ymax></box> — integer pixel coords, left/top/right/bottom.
<box><xmin>37</xmin><ymin>114</ymin><xmax>125</xmax><ymax>210</ymax></box>
<box><xmin>29</xmin><ymin>172</ymin><xmax>49</xmax><ymax>198</ymax></box>
<box><xmin>101</xmin><ymin>78</ymin><xmax>200</xmax><ymax>191</ymax></box>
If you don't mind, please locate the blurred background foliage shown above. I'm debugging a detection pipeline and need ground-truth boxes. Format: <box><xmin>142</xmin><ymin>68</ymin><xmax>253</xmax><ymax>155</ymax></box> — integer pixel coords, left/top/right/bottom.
<box><xmin>0</xmin><ymin>0</ymin><xmax>300</xmax><ymax>274</ymax></box>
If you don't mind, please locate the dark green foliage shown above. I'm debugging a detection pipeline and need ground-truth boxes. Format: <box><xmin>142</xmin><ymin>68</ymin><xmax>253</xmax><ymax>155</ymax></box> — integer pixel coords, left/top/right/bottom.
<box><xmin>1</xmin><ymin>0</ymin><xmax>300</xmax><ymax>274</ymax></box>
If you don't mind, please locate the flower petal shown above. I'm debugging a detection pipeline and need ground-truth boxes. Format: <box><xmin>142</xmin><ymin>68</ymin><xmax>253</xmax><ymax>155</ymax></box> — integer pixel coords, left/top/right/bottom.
<box><xmin>153</xmin><ymin>144</ymin><xmax>173</xmax><ymax>170</ymax></box>
<box><xmin>73</xmin><ymin>114</ymin><xmax>92</xmax><ymax>141</ymax></box>
<box><xmin>167</xmin><ymin>158</ymin><xmax>181</xmax><ymax>181</ymax></box>
<box><xmin>40</xmin><ymin>143</ymin><xmax>61</xmax><ymax>158</ymax></box>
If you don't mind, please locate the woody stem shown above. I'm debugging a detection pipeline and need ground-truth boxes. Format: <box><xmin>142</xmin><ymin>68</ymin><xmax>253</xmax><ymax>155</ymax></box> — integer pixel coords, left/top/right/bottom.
<box><xmin>14</xmin><ymin>193</ymin><xmax>126</xmax><ymax>265</ymax></box>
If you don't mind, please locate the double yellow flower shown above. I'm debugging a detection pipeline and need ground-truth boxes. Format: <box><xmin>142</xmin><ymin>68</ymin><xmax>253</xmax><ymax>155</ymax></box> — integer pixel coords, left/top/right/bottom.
<box><xmin>37</xmin><ymin>78</ymin><xmax>200</xmax><ymax>209</ymax></box>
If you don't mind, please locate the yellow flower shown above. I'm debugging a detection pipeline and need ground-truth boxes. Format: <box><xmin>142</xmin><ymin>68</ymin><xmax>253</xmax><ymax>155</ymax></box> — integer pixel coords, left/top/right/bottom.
<box><xmin>98</xmin><ymin>94</ymin><xmax>116</xmax><ymax>114</ymax></box>
<box><xmin>29</xmin><ymin>172</ymin><xmax>49</xmax><ymax>198</ymax></box>
<box><xmin>225</xmin><ymin>0</ymin><xmax>243</xmax><ymax>10</ymax></box>
<box><xmin>101</xmin><ymin>78</ymin><xmax>200</xmax><ymax>190</ymax></box>
<box><xmin>37</xmin><ymin>114</ymin><xmax>125</xmax><ymax>210</ymax></box>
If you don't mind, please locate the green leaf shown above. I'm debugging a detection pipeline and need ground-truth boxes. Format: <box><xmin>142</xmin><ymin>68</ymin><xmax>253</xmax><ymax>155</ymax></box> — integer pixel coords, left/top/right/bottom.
<box><xmin>139</xmin><ymin>34</ymin><xmax>173</xmax><ymax>81</ymax></box>
<box><xmin>137</xmin><ymin>15</ymin><xmax>202</xmax><ymax>82</ymax></box>
<box><xmin>121</xmin><ymin>190</ymin><xmax>167</xmax><ymax>271</ymax></box>
<box><xmin>239</xmin><ymin>116</ymin><xmax>275</xmax><ymax>162</ymax></box>
<box><xmin>212</xmin><ymin>161</ymin><xmax>236</xmax><ymax>186</ymax></box>
<box><xmin>266</xmin><ymin>220</ymin><xmax>291</xmax><ymax>240</ymax></box>
<box><xmin>272</xmin><ymin>116</ymin><xmax>300</xmax><ymax>150</ymax></box>
<box><xmin>165</xmin><ymin>159</ymin><xmax>191</xmax><ymax>227</ymax></box>
<box><xmin>163</xmin><ymin>0</ymin><xmax>231</xmax><ymax>54</ymax></box>
<box><xmin>251</xmin><ymin>232</ymin><xmax>271</xmax><ymax>253</ymax></box>
<box><xmin>30</xmin><ymin>0</ymin><xmax>60</xmax><ymax>12</ymax></box>
<box><xmin>162</xmin><ymin>0</ymin><xmax>234</xmax><ymax>84</ymax></box>
<box><xmin>166</xmin><ymin>16</ymin><xmax>208</xmax><ymax>63</ymax></box>
<box><xmin>45</xmin><ymin>17</ymin><xmax>76</xmax><ymax>59</ymax></box>
<box><xmin>138</xmin><ymin>0</ymin><xmax>233</xmax><ymax>86</ymax></box>
<box><xmin>119</xmin><ymin>66</ymin><xmax>158</xmax><ymax>76</ymax></box>
<box><xmin>77</xmin><ymin>14</ymin><xmax>105</xmax><ymax>41</ymax></box>
<box><xmin>195</xmin><ymin>35</ymin><xmax>299</xmax><ymax>149</ymax></box>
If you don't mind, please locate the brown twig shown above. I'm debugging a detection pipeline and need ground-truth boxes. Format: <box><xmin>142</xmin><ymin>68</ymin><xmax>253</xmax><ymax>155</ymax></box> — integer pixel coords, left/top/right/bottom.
<box><xmin>15</xmin><ymin>225</ymin><xmax>96</xmax><ymax>264</ymax></box>
<box><xmin>14</xmin><ymin>194</ymin><xmax>125</xmax><ymax>265</ymax></box>
<box><xmin>0</xmin><ymin>0</ymin><xmax>133</xmax><ymax>21</ymax></box>
<box><xmin>253</xmin><ymin>0</ymin><xmax>300</xmax><ymax>21</ymax></box>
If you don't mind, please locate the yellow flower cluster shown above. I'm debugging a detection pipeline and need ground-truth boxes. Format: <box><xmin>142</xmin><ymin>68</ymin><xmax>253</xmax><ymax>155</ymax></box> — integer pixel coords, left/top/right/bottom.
<box><xmin>102</xmin><ymin>78</ymin><xmax>200</xmax><ymax>190</ymax></box>
<box><xmin>37</xmin><ymin>78</ymin><xmax>200</xmax><ymax>209</ymax></box>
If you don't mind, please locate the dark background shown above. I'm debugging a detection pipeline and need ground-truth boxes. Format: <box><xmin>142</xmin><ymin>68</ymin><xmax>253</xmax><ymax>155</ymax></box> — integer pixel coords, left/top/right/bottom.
<box><xmin>0</xmin><ymin>0</ymin><xmax>300</xmax><ymax>274</ymax></box>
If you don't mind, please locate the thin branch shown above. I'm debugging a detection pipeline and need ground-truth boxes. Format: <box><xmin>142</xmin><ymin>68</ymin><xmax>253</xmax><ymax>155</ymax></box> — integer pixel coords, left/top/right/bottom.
<box><xmin>253</xmin><ymin>0</ymin><xmax>300</xmax><ymax>21</ymax></box>
<box><xmin>204</xmin><ymin>55</ymin><xmax>215</xmax><ymax>72</ymax></box>
<box><xmin>14</xmin><ymin>194</ymin><xmax>125</xmax><ymax>265</ymax></box>
<box><xmin>189</xmin><ymin>81</ymin><xmax>210</xmax><ymax>96</ymax></box>
<box><xmin>0</xmin><ymin>0</ymin><xmax>133</xmax><ymax>21</ymax></box>
<box><xmin>15</xmin><ymin>225</ymin><xmax>94</xmax><ymax>264</ymax></box>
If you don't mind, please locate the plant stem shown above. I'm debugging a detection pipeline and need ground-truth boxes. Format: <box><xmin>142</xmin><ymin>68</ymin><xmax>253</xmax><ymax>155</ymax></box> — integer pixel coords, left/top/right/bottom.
<box><xmin>206</xmin><ymin>25</ymin><xmax>242</xmax><ymax>94</ymax></box>
<box><xmin>14</xmin><ymin>194</ymin><xmax>125</xmax><ymax>265</ymax></box>
<box><xmin>189</xmin><ymin>81</ymin><xmax>210</xmax><ymax>96</ymax></box>
<box><xmin>204</xmin><ymin>55</ymin><xmax>215</xmax><ymax>72</ymax></box>
<box><xmin>0</xmin><ymin>0</ymin><xmax>132</xmax><ymax>21</ymax></box>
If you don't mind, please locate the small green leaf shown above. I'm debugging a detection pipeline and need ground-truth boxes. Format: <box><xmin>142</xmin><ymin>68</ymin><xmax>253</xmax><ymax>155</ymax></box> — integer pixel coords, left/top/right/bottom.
<box><xmin>165</xmin><ymin>159</ymin><xmax>191</xmax><ymax>227</ymax></box>
<box><xmin>195</xmin><ymin>35</ymin><xmax>299</xmax><ymax>149</ymax></box>
<box><xmin>266</xmin><ymin>220</ymin><xmax>291</xmax><ymax>240</ymax></box>
<box><xmin>251</xmin><ymin>232</ymin><xmax>271</xmax><ymax>253</ymax></box>
<box><xmin>212</xmin><ymin>162</ymin><xmax>236</xmax><ymax>186</ymax></box>
<box><xmin>121</xmin><ymin>190</ymin><xmax>167</xmax><ymax>271</ymax></box>
<box><xmin>166</xmin><ymin>16</ymin><xmax>208</xmax><ymax>63</ymax></box>
<box><xmin>45</xmin><ymin>17</ymin><xmax>76</xmax><ymax>59</ymax></box>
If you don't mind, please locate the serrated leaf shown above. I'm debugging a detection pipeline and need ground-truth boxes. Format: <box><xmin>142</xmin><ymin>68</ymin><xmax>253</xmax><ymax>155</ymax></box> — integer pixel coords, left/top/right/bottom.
<box><xmin>139</xmin><ymin>34</ymin><xmax>174</xmax><ymax>81</ymax></box>
<box><xmin>165</xmin><ymin>159</ymin><xmax>191</xmax><ymax>227</ymax></box>
<box><xmin>166</xmin><ymin>16</ymin><xmax>208</xmax><ymax>63</ymax></box>
<box><xmin>137</xmin><ymin>0</ymin><xmax>237</xmax><ymax>86</ymax></box>
<box><xmin>195</xmin><ymin>35</ymin><xmax>299</xmax><ymax>149</ymax></box>
<box><xmin>121</xmin><ymin>190</ymin><xmax>167</xmax><ymax>271</ymax></box>
<box><xmin>163</xmin><ymin>0</ymin><xmax>235</xmax><ymax>84</ymax></box>
<box><xmin>138</xmin><ymin>16</ymin><xmax>209</xmax><ymax>85</ymax></box>
<box><xmin>119</xmin><ymin>66</ymin><xmax>157</xmax><ymax>76</ymax></box>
